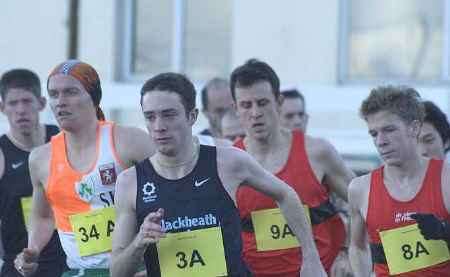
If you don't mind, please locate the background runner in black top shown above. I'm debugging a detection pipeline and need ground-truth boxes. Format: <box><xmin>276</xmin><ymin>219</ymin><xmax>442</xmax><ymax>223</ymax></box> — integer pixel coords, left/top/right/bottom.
<box><xmin>0</xmin><ymin>125</ymin><xmax>67</xmax><ymax>277</ymax></box>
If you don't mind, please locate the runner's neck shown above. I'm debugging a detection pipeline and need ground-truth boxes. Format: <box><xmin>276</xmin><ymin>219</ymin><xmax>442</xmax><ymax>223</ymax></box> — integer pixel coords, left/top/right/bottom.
<box><xmin>7</xmin><ymin>124</ymin><xmax>45</xmax><ymax>151</ymax></box>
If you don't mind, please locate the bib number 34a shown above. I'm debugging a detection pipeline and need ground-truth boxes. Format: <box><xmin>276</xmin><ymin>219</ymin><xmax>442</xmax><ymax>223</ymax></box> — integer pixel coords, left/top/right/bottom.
<box><xmin>70</xmin><ymin>207</ymin><xmax>116</xmax><ymax>257</ymax></box>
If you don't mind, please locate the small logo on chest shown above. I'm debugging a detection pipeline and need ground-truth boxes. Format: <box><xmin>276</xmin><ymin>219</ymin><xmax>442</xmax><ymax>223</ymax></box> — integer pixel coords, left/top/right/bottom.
<box><xmin>394</xmin><ymin>211</ymin><xmax>416</xmax><ymax>223</ymax></box>
<box><xmin>76</xmin><ymin>180</ymin><xmax>95</xmax><ymax>202</ymax></box>
<box><xmin>99</xmin><ymin>163</ymin><xmax>117</xmax><ymax>186</ymax></box>
<box><xmin>194</xmin><ymin>178</ymin><xmax>210</xmax><ymax>188</ymax></box>
<box><xmin>143</xmin><ymin>182</ymin><xmax>157</xmax><ymax>203</ymax></box>
<box><xmin>12</xmin><ymin>161</ymin><xmax>24</xmax><ymax>169</ymax></box>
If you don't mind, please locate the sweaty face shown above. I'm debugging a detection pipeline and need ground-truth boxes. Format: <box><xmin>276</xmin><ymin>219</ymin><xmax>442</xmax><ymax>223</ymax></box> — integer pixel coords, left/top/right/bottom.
<box><xmin>204</xmin><ymin>86</ymin><xmax>233</xmax><ymax>133</ymax></box>
<box><xmin>280</xmin><ymin>97</ymin><xmax>307</xmax><ymax>132</ymax></box>
<box><xmin>234</xmin><ymin>81</ymin><xmax>280</xmax><ymax>141</ymax></box>
<box><xmin>1</xmin><ymin>89</ymin><xmax>44</xmax><ymax>135</ymax></box>
<box><xmin>418</xmin><ymin>122</ymin><xmax>447</xmax><ymax>160</ymax></box>
<box><xmin>142</xmin><ymin>90</ymin><xmax>195</xmax><ymax>156</ymax></box>
<box><xmin>366</xmin><ymin>111</ymin><xmax>420</xmax><ymax>166</ymax></box>
<box><xmin>47</xmin><ymin>74</ymin><xmax>97</xmax><ymax>131</ymax></box>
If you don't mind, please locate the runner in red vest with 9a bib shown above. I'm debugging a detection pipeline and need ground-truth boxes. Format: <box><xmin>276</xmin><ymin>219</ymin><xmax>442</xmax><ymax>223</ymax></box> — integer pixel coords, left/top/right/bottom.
<box><xmin>230</xmin><ymin>59</ymin><xmax>355</xmax><ymax>277</ymax></box>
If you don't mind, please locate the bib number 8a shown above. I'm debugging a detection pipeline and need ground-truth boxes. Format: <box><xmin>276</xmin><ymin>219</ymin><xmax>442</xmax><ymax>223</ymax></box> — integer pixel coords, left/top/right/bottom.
<box><xmin>401</xmin><ymin>241</ymin><xmax>430</xmax><ymax>260</ymax></box>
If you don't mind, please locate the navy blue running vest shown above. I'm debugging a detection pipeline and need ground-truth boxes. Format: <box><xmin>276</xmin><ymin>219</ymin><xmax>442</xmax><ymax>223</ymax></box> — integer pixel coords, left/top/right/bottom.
<box><xmin>136</xmin><ymin>145</ymin><xmax>251</xmax><ymax>276</ymax></box>
<box><xmin>0</xmin><ymin>125</ymin><xmax>67</xmax><ymax>275</ymax></box>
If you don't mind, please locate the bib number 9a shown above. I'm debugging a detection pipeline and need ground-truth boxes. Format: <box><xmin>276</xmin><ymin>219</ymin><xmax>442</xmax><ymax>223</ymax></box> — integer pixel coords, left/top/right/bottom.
<box><xmin>270</xmin><ymin>224</ymin><xmax>295</xmax><ymax>240</ymax></box>
<box><xmin>251</xmin><ymin>207</ymin><xmax>309</xmax><ymax>251</ymax></box>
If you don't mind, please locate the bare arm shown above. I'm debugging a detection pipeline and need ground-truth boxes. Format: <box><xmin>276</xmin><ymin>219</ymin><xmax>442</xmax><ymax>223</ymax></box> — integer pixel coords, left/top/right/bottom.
<box><xmin>0</xmin><ymin>148</ymin><xmax>4</xmax><ymax>259</ymax></box>
<box><xmin>111</xmin><ymin>168</ymin><xmax>142</xmax><ymax>277</ymax></box>
<box><xmin>27</xmin><ymin>145</ymin><xmax>55</xmax><ymax>253</ymax></box>
<box><xmin>111</xmin><ymin>167</ymin><xmax>164</xmax><ymax>277</ymax></box>
<box><xmin>15</xmin><ymin>145</ymin><xmax>54</xmax><ymax>276</ymax></box>
<box><xmin>348</xmin><ymin>177</ymin><xmax>371</xmax><ymax>277</ymax></box>
<box><xmin>218</xmin><ymin>147</ymin><xmax>325</xmax><ymax>276</ymax></box>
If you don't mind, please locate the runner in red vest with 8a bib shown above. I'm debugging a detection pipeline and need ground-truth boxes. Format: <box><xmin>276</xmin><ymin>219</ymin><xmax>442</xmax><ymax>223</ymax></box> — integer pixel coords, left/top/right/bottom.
<box><xmin>349</xmin><ymin>85</ymin><xmax>450</xmax><ymax>277</ymax></box>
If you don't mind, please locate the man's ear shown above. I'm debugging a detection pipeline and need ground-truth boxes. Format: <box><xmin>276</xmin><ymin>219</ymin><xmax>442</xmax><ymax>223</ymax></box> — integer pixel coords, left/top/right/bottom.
<box><xmin>38</xmin><ymin>97</ymin><xmax>47</xmax><ymax>111</ymax></box>
<box><xmin>189</xmin><ymin>108</ymin><xmax>199</xmax><ymax>126</ymax></box>
<box><xmin>444</xmin><ymin>139</ymin><xmax>450</xmax><ymax>151</ymax></box>
<box><xmin>410</xmin><ymin>120</ymin><xmax>422</xmax><ymax>138</ymax></box>
<box><xmin>276</xmin><ymin>94</ymin><xmax>284</xmax><ymax>114</ymax></box>
<box><xmin>278</xmin><ymin>94</ymin><xmax>284</xmax><ymax>106</ymax></box>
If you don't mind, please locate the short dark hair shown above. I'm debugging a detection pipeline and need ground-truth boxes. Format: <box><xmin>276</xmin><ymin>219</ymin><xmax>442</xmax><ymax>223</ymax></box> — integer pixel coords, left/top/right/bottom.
<box><xmin>140</xmin><ymin>72</ymin><xmax>196</xmax><ymax>113</ymax></box>
<box><xmin>230</xmin><ymin>59</ymin><xmax>280</xmax><ymax>101</ymax></box>
<box><xmin>281</xmin><ymin>89</ymin><xmax>305</xmax><ymax>106</ymax></box>
<box><xmin>423</xmin><ymin>100</ymin><xmax>450</xmax><ymax>151</ymax></box>
<box><xmin>360</xmin><ymin>85</ymin><xmax>425</xmax><ymax>124</ymax></box>
<box><xmin>0</xmin><ymin>69</ymin><xmax>41</xmax><ymax>101</ymax></box>
<box><xmin>201</xmin><ymin>78</ymin><xmax>229</xmax><ymax>111</ymax></box>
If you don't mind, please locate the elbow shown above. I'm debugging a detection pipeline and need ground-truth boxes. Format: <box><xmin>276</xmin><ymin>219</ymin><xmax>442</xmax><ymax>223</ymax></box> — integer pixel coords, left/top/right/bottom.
<box><xmin>276</xmin><ymin>184</ymin><xmax>297</xmax><ymax>203</ymax></box>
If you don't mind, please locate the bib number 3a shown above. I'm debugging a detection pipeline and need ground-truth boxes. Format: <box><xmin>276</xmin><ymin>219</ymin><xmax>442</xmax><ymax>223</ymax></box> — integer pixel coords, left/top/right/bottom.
<box><xmin>157</xmin><ymin>227</ymin><xmax>228</xmax><ymax>277</ymax></box>
<box><xmin>69</xmin><ymin>207</ymin><xmax>116</xmax><ymax>257</ymax></box>
<box><xmin>379</xmin><ymin>223</ymin><xmax>450</xmax><ymax>275</ymax></box>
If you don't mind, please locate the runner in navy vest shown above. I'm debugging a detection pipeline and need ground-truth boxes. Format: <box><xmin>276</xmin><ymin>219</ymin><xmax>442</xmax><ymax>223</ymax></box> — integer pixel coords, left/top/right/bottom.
<box><xmin>111</xmin><ymin>72</ymin><xmax>326</xmax><ymax>277</ymax></box>
<box><xmin>0</xmin><ymin>69</ymin><xmax>67</xmax><ymax>277</ymax></box>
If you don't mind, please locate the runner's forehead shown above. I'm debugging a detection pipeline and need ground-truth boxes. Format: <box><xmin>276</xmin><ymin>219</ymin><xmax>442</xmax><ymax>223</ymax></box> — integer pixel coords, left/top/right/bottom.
<box><xmin>48</xmin><ymin>74</ymin><xmax>85</xmax><ymax>91</ymax></box>
<box><xmin>141</xmin><ymin>90</ymin><xmax>185</xmax><ymax>111</ymax></box>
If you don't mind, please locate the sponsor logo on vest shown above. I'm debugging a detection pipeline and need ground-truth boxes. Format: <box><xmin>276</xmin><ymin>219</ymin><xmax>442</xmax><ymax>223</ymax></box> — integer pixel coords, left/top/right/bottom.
<box><xmin>194</xmin><ymin>178</ymin><xmax>209</xmax><ymax>187</ymax></box>
<box><xmin>99</xmin><ymin>163</ymin><xmax>117</xmax><ymax>186</ymax></box>
<box><xmin>12</xmin><ymin>161</ymin><xmax>24</xmax><ymax>169</ymax></box>
<box><xmin>161</xmin><ymin>214</ymin><xmax>217</xmax><ymax>231</ymax></box>
<box><xmin>143</xmin><ymin>182</ymin><xmax>157</xmax><ymax>203</ymax></box>
<box><xmin>76</xmin><ymin>180</ymin><xmax>95</xmax><ymax>202</ymax></box>
<box><xmin>394</xmin><ymin>211</ymin><xmax>416</xmax><ymax>223</ymax></box>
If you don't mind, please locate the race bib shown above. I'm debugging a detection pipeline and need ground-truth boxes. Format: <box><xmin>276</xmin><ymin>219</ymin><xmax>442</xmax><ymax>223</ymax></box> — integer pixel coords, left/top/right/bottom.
<box><xmin>157</xmin><ymin>227</ymin><xmax>228</xmax><ymax>277</ymax></box>
<box><xmin>251</xmin><ymin>206</ymin><xmax>310</xmax><ymax>251</ymax></box>
<box><xmin>20</xmin><ymin>197</ymin><xmax>32</xmax><ymax>230</ymax></box>
<box><xmin>379</xmin><ymin>223</ymin><xmax>450</xmax><ymax>275</ymax></box>
<box><xmin>69</xmin><ymin>207</ymin><xmax>116</xmax><ymax>257</ymax></box>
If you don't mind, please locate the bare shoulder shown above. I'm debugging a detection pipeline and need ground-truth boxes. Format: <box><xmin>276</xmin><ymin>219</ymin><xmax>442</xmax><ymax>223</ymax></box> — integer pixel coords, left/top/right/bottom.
<box><xmin>216</xmin><ymin>145</ymin><xmax>250</xmax><ymax>171</ymax></box>
<box><xmin>29</xmin><ymin>143</ymin><xmax>52</xmax><ymax>184</ymax></box>
<box><xmin>213</xmin><ymin>137</ymin><xmax>232</xmax><ymax>147</ymax></box>
<box><xmin>29</xmin><ymin>143</ymin><xmax>51</xmax><ymax>166</ymax></box>
<box><xmin>304</xmin><ymin>134</ymin><xmax>337</xmax><ymax>159</ymax></box>
<box><xmin>348</xmin><ymin>174</ymin><xmax>371</xmax><ymax>209</ymax></box>
<box><xmin>216</xmin><ymin>145</ymin><xmax>257</xmax><ymax>182</ymax></box>
<box><xmin>113</xmin><ymin>124</ymin><xmax>154</xmax><ymax>165</ymax></box>
<box><xmin>114</xmin><ymin>124</ymin><xmax>150</xmax><ymax>142</ymax></box>
<box><xmin>115</xmin><ymin>166</ymin><xmax>138</xmax><ymax>209</ymax></box>
<box><xmin>441</xmin><ymin>162</ymin><xmax>450</xmax><ymax>212</ymax></box>
<box><xmin>0</xmin><ymin>147</ymin><xmax>4</xmax><ymax>179</ymax></box>
<box><xmin>117</xmin><ymin>165</ymin><xmax>138</xmax><ymax>183</ymax></box>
